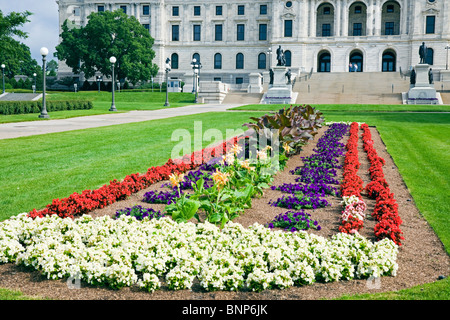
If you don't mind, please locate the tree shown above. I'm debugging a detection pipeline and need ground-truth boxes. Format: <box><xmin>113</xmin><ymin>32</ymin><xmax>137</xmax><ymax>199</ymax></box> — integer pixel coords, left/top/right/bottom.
<box><xmin>56</xmin><ymin>9</ymin><xmax>158</xmax><ymax>85</ymax></box>
<box><xmin>47</xmin><ymin>59</ymin><xmax>58</xmax><ymax>76</ymax></box>
<box><xmin>0</xmin><ymin>10</ymin><xmax>40</xmax><ymax>78</ymax></box>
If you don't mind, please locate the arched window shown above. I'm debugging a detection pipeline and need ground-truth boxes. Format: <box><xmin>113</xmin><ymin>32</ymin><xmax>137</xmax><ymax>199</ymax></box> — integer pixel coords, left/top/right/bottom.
<box><xmin>284</xmin><ymin>50</ymin><xmax>292</xmax><ymax>67</ymax></box>
<box><xmin>350</xmin><ymin>51</ymin><xmax>364</xmax><ymax>72</ymax></box>
<box><xmin>381</xmin><ymin>1</ymin><xmax>401</xmax><ymax>35</ymax></box>
<box><xmin>236</xmin><ymin>53</ymin><xmax>244</xmax><ymax>69</ymax></box>
<box><xmin>426</xmin><ymin>48</ymin><xmax>434</xmax><ymax>65</ymax></box>
<box><xmin>348</xmin><ymin>2</ymin><xmax>367</xmax><ymax>36</ymax></box>
<box><xmin>258</xmin><ymin>53</ymin><xmax>267</xmax><ymax>69</ymax></box>
<box><xmin>318</xmin><ymin>51</ymin><xmax>331</xmax><ymax>72</ymax></box>
<box><xmin>316</xmin><ymin>3</ymin><xmax>335</xmax><ymax>37</ymax></box>
<box><xmin>214</xmin><ymin>53</ymin><xmax>222</xmax><ymax>69</ymax></box>
<box><xmin>382</xmin><ymin>50</ymin><xmax>396</xmax><ymax>72</ymax></box>
<box><xmin>192</xmin><ymin>53</ymin><xmax>201</xmax><ymax>64</ymax></box>
<box><xmin>171</xmin><ymin>53</ymin><xmax>179</xmax><ymax>69</ymax></box>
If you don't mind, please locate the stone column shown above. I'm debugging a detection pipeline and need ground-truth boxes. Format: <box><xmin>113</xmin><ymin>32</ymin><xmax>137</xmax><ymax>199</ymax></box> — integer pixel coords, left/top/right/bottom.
<box><xmin>309</xmin><ymin>0</ymin><xmax>316</xmax><ymax>37</ymax></box>
<box><xmin>335</xmin><ymin>0</ymin><xmax>341</xmax><ymax>37</ymax></box>
<box><xmin>367</xmin><ymin>0</ymin><xmax>374</xmax><ymax>36</ymax></box>
<box><xmin>341</xmin><ymin>0</ymin><xmax>348</xmax><ymax>36</ymax></box>
<box><xmin>400</xmin><ymin>0</ymin><xmax>408</xmax><ymax>35</ymax></box>
<box><xmin>373</xmin><ymin>0</ymin><xmax>381</xmax><ymax>36</ymax></box>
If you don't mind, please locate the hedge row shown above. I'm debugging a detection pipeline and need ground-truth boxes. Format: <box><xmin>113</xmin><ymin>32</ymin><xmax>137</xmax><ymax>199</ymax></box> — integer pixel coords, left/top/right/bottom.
<box><xmin>0</xmin><ymin>100</ymin><xmax>93</xmax><ymax>115</ymax></box>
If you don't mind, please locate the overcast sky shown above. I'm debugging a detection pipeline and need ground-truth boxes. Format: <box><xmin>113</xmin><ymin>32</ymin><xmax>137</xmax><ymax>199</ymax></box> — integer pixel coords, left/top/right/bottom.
<box><xmin>1</xmin><ymin>0</ymin><xmax>59</xmax><ymax>62</ymax></box>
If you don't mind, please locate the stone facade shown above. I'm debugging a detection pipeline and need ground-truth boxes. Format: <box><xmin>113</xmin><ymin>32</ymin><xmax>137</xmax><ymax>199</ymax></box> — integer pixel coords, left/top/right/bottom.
<box><xmin>56</xmin><ymin>0</ymin><xmax>450</xmax><ymax>88</ymax></box>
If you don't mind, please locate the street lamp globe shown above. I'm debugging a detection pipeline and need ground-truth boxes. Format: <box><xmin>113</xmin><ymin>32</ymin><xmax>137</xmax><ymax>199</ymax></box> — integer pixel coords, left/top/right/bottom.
<box><xmin>110</xmin><ymin>56</ymin><xmax>117</xmax><ymax>64</ymax></box>
<box><xmin>40</xmin><ymin>47</ymin><xmax>49</xmax><ymax>57</ymax></box>
<box><xmin>1</xmin><ymin>64</ymin><xmax>4</xmax><ymax>69</ymax></box>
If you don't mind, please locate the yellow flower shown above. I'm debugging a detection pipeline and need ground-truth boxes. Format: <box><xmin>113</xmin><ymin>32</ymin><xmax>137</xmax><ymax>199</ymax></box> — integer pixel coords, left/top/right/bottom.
<box><xmin>283</xmin><ymin>142</ymin><xmax>292</xmax><ymax>153</ymax></box>
<box><xmin>256</xmin><ymin>150</ymin><xmax>268</xmax><ymax>160</ymax></box>
<box><xmin>238</xmin><ymin>159</ymin><xmax>255</xmax><ymax>171</ymax></box>
<box><xmin>212</xmin><ymin>170</ymin><xmax>230</xmax><ymax>188</ymax></box>
<box><xmin>169</xmin><ymin>173</ymin><xmax>185</xmax><ymax>188</ymax></box>
<box><xmin>230</xmin><ymin>144</ymin><xmax>243</xmax><ymax>156</ymax></box>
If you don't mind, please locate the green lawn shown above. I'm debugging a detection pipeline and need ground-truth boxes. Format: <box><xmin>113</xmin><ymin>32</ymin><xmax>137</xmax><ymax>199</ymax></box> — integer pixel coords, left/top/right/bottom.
<box><xmin>0</xmin><ymin>112</ymin><xmax>256</xmax><ymax>220</ymax></box>
<box><xmin>230</xmin><ymin>103</ymin><xmax>450</xmax><ymax>112</ymax></box>
<box><xmin>0</xmin><ymin>107</ymin><xmax>448</xmax><ymax>300</ymax></box>
<box><xmin>0</xmin><ymin>91</ymin><xmax>196</xmax><ymax>124</ymax></box>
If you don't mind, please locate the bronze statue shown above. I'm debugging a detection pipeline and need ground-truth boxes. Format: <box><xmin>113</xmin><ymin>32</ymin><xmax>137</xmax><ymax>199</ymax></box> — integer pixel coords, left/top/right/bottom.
<box><xmin>429</xmin><ymin>68</ymin><xmax>434</xmax><ymax>84</ymax></box>
<box><xmin>285</xmin><ymin>69</ymin><xmax>292</xmax><ymax>84</ymax></box>
<box><xmin>419</xmin><ymin>42</ymin><xmax>427</xmax><ymax>64</ymax></box>
<box><xmin>410</xmin><ymin>68</ymin><xmax>416</xmax><ymax>85</ymax></box>
<box><xmin>276</xmin><ymin>45</ymin><xmax>286</xmax><ymax>66</ymax></box>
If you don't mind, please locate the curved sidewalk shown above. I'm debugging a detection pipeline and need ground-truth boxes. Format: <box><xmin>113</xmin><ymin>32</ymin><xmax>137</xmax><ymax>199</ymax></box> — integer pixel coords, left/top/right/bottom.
<box><xmin>0</xmin><ymin>103</ymin><xmax>242</xmax><ymax>140</ymax></box>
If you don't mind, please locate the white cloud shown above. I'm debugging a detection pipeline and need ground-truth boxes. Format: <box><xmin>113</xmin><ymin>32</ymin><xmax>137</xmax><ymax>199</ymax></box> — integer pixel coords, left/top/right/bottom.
<box><xmin>0</xmin><ymin>0</ymin><xmax>59</xmax><ymax>61</ymax></box>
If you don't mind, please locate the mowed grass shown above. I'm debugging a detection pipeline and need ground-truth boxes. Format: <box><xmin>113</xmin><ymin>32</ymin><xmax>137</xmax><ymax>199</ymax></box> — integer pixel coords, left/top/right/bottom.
<box><xmin>0</xmin><ymin>108</ymin><xmax>448</xmax><ymax>300</ymax></box>
<box><xmin>322</xmin><ymin>112</ymin><xmax>450</xmax><ymax>254</ymax></box>
<box><xmin>0</xmin><ymin>91</ymin><xmax>196</xmax><ymax>124</ymax></box>
<box><xmin>0</xmin><ymin>112</ymin><xmax>258</xmax><ymax>221</ymax></box>
<box><xmin>230</xmin><ymin>103</ymin><xmax>450</xmax><ymax>112</ymax></box>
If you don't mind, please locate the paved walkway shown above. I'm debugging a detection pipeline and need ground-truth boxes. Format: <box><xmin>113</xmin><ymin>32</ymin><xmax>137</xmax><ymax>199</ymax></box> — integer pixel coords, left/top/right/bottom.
<box><xmin>0</xmin><ymin>103</ymin><xmax>243</xmax><ymax>140</ymax></box>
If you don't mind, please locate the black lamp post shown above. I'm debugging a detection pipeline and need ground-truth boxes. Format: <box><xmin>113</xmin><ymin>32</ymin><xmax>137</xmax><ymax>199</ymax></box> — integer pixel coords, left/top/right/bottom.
<box><xmin>33</xmin><ymin>73</ymin><xmax>36</xmax><ymax>93</ymax></box>
<box><xmin>164</xmin><ymin>57</ymin><xmax>171</xmax><ymax>107</ymax></box>
<box><xmin>191</xmin><ymin>58</ymin><xmax>202</xmax><ymax>103</ymax></box>
<box><xmin>38</xmin><ymin>47</ymin><xmax>49</xmax><ymax>119</ymax></box>
<box><xmin>109</xmin><ymin>56</ymin><xmax>117</xmax><ymax>111</ymax></box>
<box><xmin>445</xmin><ymin>45</ymin><xmax>450</xmax><ymax>71</ymax></box>
<box><xmin>96</xmin><ymin>75</ymin><xmax>103</xmax><ymax>92</ymax></box>
<box><xmin>1</xmin><ymin>64</ymin><xmax>5</xmax><ymax>94</ymax></box>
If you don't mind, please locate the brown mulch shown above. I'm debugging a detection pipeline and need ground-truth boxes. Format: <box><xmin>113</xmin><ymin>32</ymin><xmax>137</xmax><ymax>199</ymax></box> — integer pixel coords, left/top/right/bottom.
<box><xmin>0</xmin><ymin>126</ymin><xmax>448</xmax><ymax>301</ymax></box>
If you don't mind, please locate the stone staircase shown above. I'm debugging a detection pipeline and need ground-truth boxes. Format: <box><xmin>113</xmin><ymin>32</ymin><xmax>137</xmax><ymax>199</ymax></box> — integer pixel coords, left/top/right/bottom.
<box><xmin>293</xmin><ymin>72</ymin><xmax>410</xmax><ymax>105</ymax></box>
<box><xmin>221</xmin><ymin>92</ymin><xmax>263</xmax><ymax>105</ymax></box>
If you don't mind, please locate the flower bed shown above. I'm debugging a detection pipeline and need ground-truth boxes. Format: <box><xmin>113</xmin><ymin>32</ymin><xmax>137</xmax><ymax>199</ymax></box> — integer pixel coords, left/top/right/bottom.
<box><xmin>0</xmin><ymin>108</ymin><xmax>404</xmax><ymax>294</ymax></box>
<box><xmin>339</xmin><ymin>122</ymin><xmax>366</xmax><ymax>234</ymax></box>
<box><xmin>361</xmin><ymin>124</ymin><xmax>404</xmax><ymax>246</ymax></box>
<box><xmin>0</xmin><ymin>213</ymin><xmax>398</xmax><ymax>292</ymax></box>
<box><xmin>268</xmin><ymin>122</ymin><xmax>348</xmax><ymax>231</ymax></box>
<box><xmin>28</xmin><ymin>136</ymin><xmax>246</xmax><ymax>220</ymax></box>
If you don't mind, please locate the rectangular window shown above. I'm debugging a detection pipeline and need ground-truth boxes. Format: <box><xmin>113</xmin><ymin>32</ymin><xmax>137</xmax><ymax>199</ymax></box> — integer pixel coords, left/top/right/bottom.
<box><xmin>194</xmin><ymin>6</ymin><xmax>201</xmax><ymax>16</ymax></box>
<box><xmin>237</xmin><ymin>24</ymin><xmax>245</xmax><ymax>41</ymax></box>
<box><xmin>97</xmin><ymin>5</ymin><xmax>105</xmax><ymax>12</ymax></box>
<box><xmin>142</xmin><ymin>5</ymin><xmax>150</xmax><ymax>15</ymax></box>
<box><xmin>120</xmin><ymin>6</ymin><xmax>127</xmax><ymax>14</ymax></box>
<box><xmin>73</xmin><ymin>8</ymin><xmax>81</xmax><ymax>16</ymax></box>
<box><xmin>214</xmin><ymin>77</ymin><xmax>222</xmax><ymax>82</ymax></box>
<box><xmin>193</xmin><ymin>25</ymin><xmax>201</xmax><ymax>41</ymax></box>
<box><xmin>236</xmin><ymin>77</ymin><xmax>244</xmax><ymax>85</ymax></box>
<box><xmin>323</xmin><ymin>7</ymin><xmax>331</xmax><ymax>15</ymax></box>
<box><xmin>143</xmin><ymin>24</ymin><xmax>150</xmax><ymax>32</ymax></box>
<box><xmin>215</xmin><ymin>24</ymin><xmax>223</xmax><ymax>41</ymax></box>
<box><xmin>238</xmin><ymin>5</ymin><xmax>245</xmax><ymax>15</ymax></box>
<box><xmin>216</xmin><ymin>5</ymin><xmax>222</xmax><ymax>16</ymax></box>
<box><xmin>322</xmin><ymin>24</ymin><xmax>331</xmax><ymax>37</ymax></box>
<box><xmin>385</xmin><ymin>22</ymin><xmax>394</xmax><ymax>35</ymax></box>
<box><xmin>387</xmin><ymin>5</ymin><xmax>394</xmax><ymax>13</ymax></box>
<box><xmin>284</xmin><ymin>20</ymin><xmax>293</xmax><ymax>37</ymax></box>
<box><xmin>260</xmin><ymin>5</ymin><xmax>267</xmax><ymax>15</ymax></box>
<box><xmin>426</xmin><ymin>16</ymin><xmax>435</xmax><ymax>34</ymax></box>
<box><xmin>259</xmin><ymin>24</ymin><xmax>267</xmax><ymax>40</ymax></box>
<box><xmin>353</xmin><ymin>23</ymin><xmax>362</xmax><ymax>36</ymax></box>
<box><xmin>172</xmin><ymin>6</ymin><xmax>179</xmax><ymax>16</ymax></box>
<box><xmin>172</xmin><ymin>25</ymin><xmax>179</xmax><ymax>41</ymax></box>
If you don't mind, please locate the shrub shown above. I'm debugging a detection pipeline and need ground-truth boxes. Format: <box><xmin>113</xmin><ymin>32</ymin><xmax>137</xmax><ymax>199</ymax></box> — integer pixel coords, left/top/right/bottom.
<box><xmin>0</xmin><ymin>100</ymin><xmax>93</xmax><ymax>115</ymax></box>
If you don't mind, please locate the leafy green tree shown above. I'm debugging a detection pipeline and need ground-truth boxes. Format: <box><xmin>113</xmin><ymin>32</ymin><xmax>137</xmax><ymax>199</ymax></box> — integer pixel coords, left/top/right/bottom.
<box><xmin>47</xmin><ymin>59</ymin><xmax>58</xmax><ymax>76</ymax></box>
<box><xmin>0</xmin><ymin>10</ymin><xmax>40</xmax><ymax>78</ymax></box>
<box><xmin>56</xmin><ymin>9</ymin><xmax>158</xmax><ymax>85</ymax></box>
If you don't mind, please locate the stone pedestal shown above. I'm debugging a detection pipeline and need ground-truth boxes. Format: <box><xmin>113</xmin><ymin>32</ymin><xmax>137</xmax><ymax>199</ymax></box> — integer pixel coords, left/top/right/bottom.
<box><xmin>247</xmin><ymin>73</ymin><xmax>263</xmax><ymax>93</ymax></box>
<box><xmin>261</xmin><ymin>66</ymin><xmax>297</xmax><ymax>104</ymax></box>
<box><xmin>406</xmin><ymin>64</ymin><xmax>439</xmax><ymax>104</ymax></box>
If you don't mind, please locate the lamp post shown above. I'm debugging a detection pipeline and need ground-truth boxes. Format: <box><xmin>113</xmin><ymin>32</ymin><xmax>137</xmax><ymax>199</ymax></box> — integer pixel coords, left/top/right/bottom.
<box><xmin>96</xmin><ymin>75</ymin><xmax>103</xmax><ymax>92</ymax></box>
<box><xmin>191</xmin><ymin>58</ymin><xmax>202</xmax><ymax>103</ymax></box>
<box><xmin>267</xmin><ymin>47</ymin><xmax>272</xmax><ymax>70</ymax></box>
<box><xmin>39</xmin><ymin>47</ymin><xmax>49</xmax><ymax>119</ymax></box>
<box><xmin>33</xmin><ymin>73</ymin><xmax>36</xmax><ymax>93</ymax></box>
<box><xmin>445</xmin><ymin>45</ymin><xmax>450</xmax><ymax>70</ymax></box>
<box><xmin>1</xmin><ymin>64</ymin><xmax>5</xmax><ymax>94</ymax></box>
<box><xmin>109</xmin><ymin>56</ymin><xmax>117</xmax><ymax>111</ymax></box>
<box><xmin>164</xmin><ymin>57</ymin><xmax>171</xmax><ymax>107</ymax></box>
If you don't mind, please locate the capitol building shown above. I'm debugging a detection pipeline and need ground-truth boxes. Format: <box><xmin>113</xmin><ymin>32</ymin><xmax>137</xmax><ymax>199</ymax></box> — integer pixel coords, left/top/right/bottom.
<box><xmin>56</xmin><ymin>0</ymin><xmax>450</xmax><ymax>87</ymax></box>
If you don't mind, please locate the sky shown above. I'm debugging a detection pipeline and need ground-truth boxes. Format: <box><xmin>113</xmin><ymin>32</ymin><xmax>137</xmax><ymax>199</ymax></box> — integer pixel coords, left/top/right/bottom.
<box><xmin>1</xmin><ymin>0</ymin><xmax>60</xmax><ymax>62</ymax></box>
